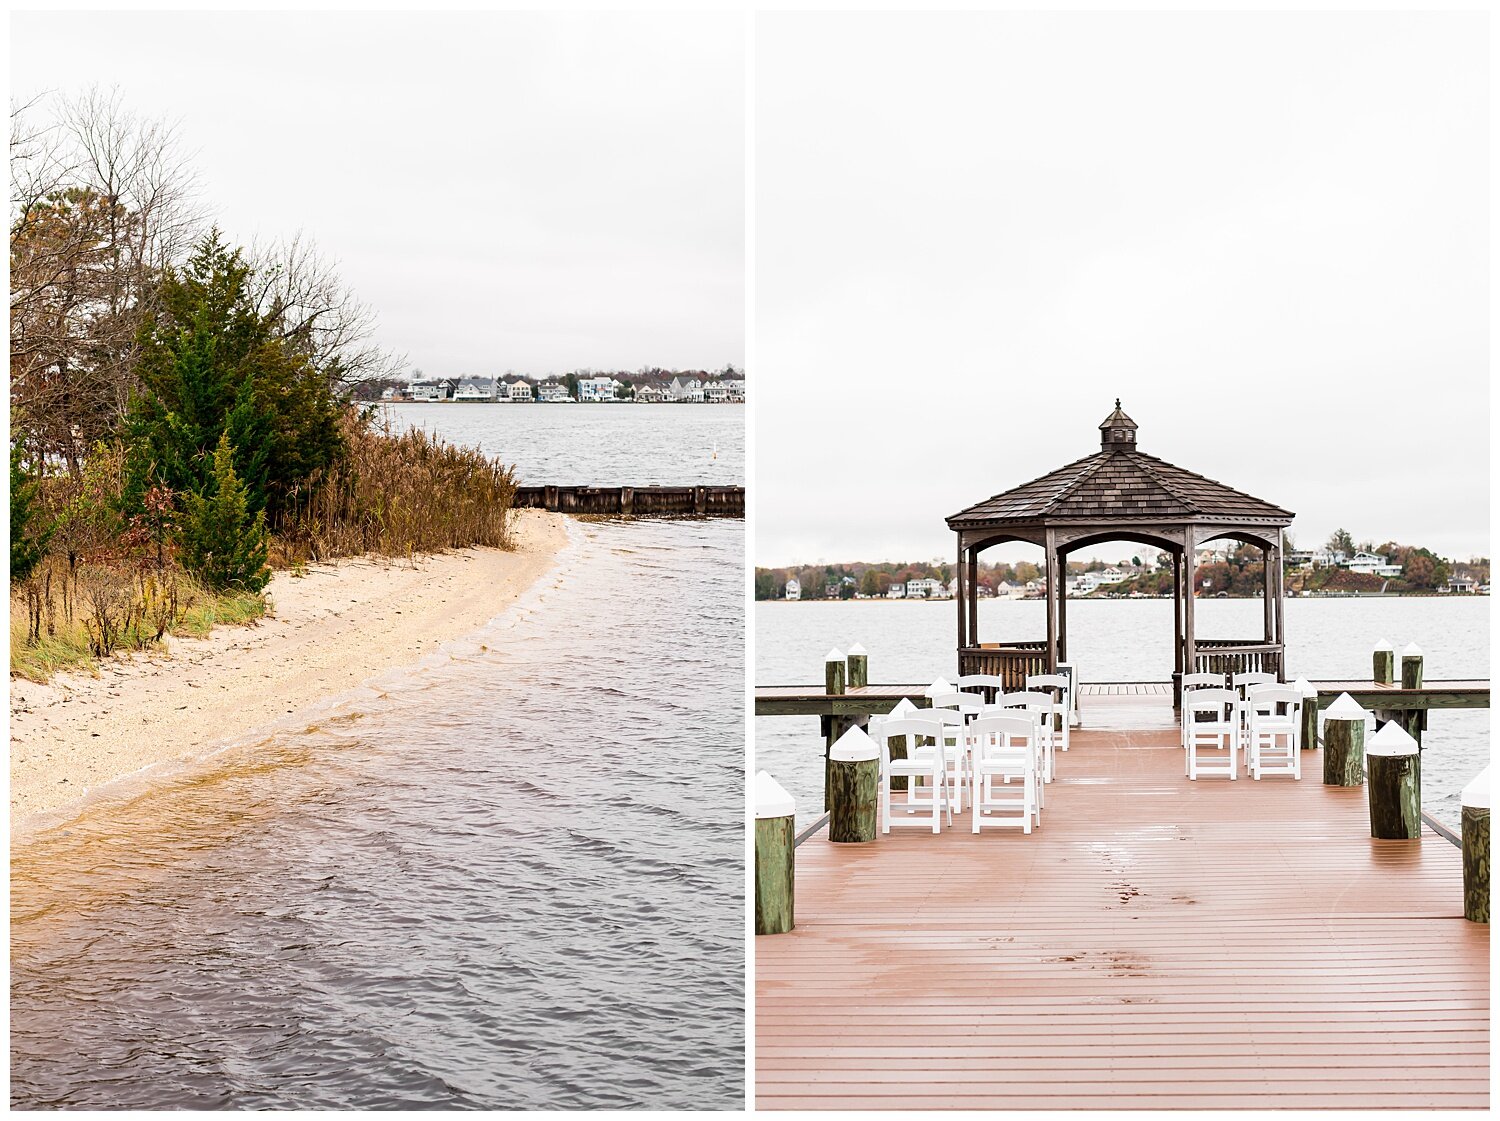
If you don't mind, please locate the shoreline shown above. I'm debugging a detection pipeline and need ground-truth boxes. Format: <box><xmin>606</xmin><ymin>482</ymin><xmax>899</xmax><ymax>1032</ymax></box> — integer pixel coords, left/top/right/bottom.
<box><xmin>10</xmin><ymin>509</ymin><xmax>571</xmax><ymax>825</ymax></box>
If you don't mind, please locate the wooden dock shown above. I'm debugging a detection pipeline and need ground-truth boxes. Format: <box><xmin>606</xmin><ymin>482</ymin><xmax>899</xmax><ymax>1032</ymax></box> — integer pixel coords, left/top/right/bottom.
<box><xmin>755</xmin><ymin>692</ymin><xmax>1489</xmax><ymax>1110</ymax></box>
<box><xmin>754</xmin><ymin>679</ymin><xmax>1490</xmax><ymax>717</ymax></box>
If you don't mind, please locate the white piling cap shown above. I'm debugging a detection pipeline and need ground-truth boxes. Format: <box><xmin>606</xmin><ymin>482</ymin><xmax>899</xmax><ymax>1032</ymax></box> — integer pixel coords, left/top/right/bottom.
<box><xmin>1293</xmin><ymin>677</ymin><xmax>1316</xmax><ymax>698</ymax></box>
<box><xmin>830</xmin><ymin>725</ymin><xmax>879</xmax><ymax>762</ymax></box>
<box><xmin>1462</xmin><ymin>766</ymin><xmax>1490</xmax><ymax>810</ymax></box>
<box><xmin>1367</xmin><ymin>721</ymin><xmax>1420</xmax><ymax>757</ymax></box>
<box><xmin>890</xmin><ymin>697</ymin><xmax>919</xmax><ymax>716</ymax></box>
<box><xmin>1323</xmin><ymin>692</ymin><xmax>1366</xmax><ymax>720</ymax></box>
<box><xmin>1401</xmin><ymin>642</ymin><xmax>1423</xmax><ymax>658</ymax></box>
<box><xmin>825</xmin><ymin>648</ymin><xmax>845</xmax><ymax>663</ymax></box>
<box><xmin>754</xmin><ymin>770</ymin><xmax>796</xmax><ymax>819</ymax></box>
<box><xmin>924</xmin><ymin>677</ymin><xmax>954</xmax><ymax>698</ymax></box>
<box><xmin>847</xmin><ymin>643</ymin><xmax>867</xmax><ymax>656</ymax></box>
<box><xmin>1373</xmin><ymin>638</ymin><xmax>1394</xmax><ymax>652</ymax></box>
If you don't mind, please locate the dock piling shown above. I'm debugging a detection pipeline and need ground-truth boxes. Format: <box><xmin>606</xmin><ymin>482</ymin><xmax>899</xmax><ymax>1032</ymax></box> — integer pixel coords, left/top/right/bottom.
<box><xmin>1294</xmin><ymin>677</ymin><xmax>1318</xmax><ymax>750</ymax></box>
<box><xmin>754</xmin><ymin>771</ymin><xmax>795</xmax><ymax>935</ymax></box>
<box><xmin>1366</xmin><ymin>722</ymin><xmax>1421</xmax><ymax>840</ymax></box>
<box><xmin>1462</xmin><ymin>768</ymin><xmax>1489</xmax><ymax>924</ymax></box>
<box><xmin>827</xmin><ymin>727</ymin><xmax>879</xmax><ymax>843</ymax></box>
<box><xmin>846</xmin><ymin>643</ymin><xmax>868</xmax><ymax>689</ymax></box>
<box><xmin>825</xmin><ymin>649</ymin><xmax>846</xmax><ymax>696</ymax></box>
<box><xmin>1373</xmin><ymin>638</ymin><xmax>1395</xmax><ymax>685</ymax></box>
<box><xmin>1322</xmin><ymin>692</ymin><xmax>1367</xmax><ymax>786</ymax></box>
<box><xmin>1399</xmin><ymin>643</ymin><xmax>1426</xmax><ymax>746</ymax></box>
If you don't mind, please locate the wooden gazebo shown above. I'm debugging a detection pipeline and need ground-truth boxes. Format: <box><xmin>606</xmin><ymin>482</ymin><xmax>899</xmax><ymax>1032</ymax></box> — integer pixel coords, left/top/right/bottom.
<box><xmin>946</xmin><ymin>402</ymin><xmax>1295</xmax><ymax>701</ymax></box>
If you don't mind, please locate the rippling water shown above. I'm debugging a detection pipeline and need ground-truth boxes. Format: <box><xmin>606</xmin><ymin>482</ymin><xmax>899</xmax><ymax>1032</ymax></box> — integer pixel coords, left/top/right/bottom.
<box><xmin>12</xmin><ymin>519</ymin><xmax>744</xmax><ymax>1110</ymax></box>
<box><xmin>378</xmin><ymin>402</ymin><xmax>745</xmax><ymax>486</ymax></box>
<box><xmin>755</xmin><ymin>595</ymin><xmax>1489</xmax><ymax>831</ymax></box>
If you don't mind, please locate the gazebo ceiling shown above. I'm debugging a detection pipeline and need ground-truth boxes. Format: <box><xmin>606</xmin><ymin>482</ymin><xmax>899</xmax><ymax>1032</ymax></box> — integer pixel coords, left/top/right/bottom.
<box><xmin>946</xmin><ymin>401</ymin><xmax>1294</xmax><ymax>529</ymax></box>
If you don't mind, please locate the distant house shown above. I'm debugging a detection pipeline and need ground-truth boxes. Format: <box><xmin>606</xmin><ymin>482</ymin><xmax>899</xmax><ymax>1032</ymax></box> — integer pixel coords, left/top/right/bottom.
<box><xmin>905</xmin><ymin>578</ymin><xmax>943</xmax><ymax>599</ymax></box>
<box><xmin>1444</xmin><ymin>574</ymin><xmax>1479</xmax><ymax>594</ymax></box>
<box><xmin>1311</xmin><ymin>548</ymin><xmax>1347</xmax><ymax>568</ymax></box>
<box><xmin>635</xmin><ymin>384</ymin><xmax>667</xmax><ymax>403</ymax></box>
<box><xmin>1286</xmin><ymin>551</ymin><xmax>1317</xmax><ymax>571</ymax></box>
<box><xmin>578</xmin><ymin>376</ymin><xmax>619</xmax><ymax>402</ymax></box>
<box><xmin>453</xmin><ymin>376</ymin><xmax>496</xmax><ymax>402</ymax></box>
<box><xmin>784</xmin><ymin>578</ymin><xmax>801</xmax><ymax>601</ymax></box>
<box><xmin>703</xmin><ymin>382</ymin><xmax>729</xmax><ymax>403</ymax></box>
<box><xmin>1346</xmin><ymin>551</ymin><xmax>1403</xmax><ymax>577</ymax></box>
<box><xmin>887</xmin><ymin>583</ymin><xmax>905</xmax><ymax>599</ymax></box>
<box><xmin>505</xmin><ymin>379</ymin><xmax>534</xmax><ymax>402</ymax></box>
<box><xmin>380</xmin><ymin>385</ymin><xmax>402</xmax><ymax>401</ymax></box>
<box><xmin>409</xmin><ymin>379</ymin><xmax>454</xmax><ymax>401</ymax></box>
<box><xmin>722</xmin><ymin>378</ymin><xmax>746</xmax><ymax>401</ymax></box>
<box><xmin>536</xmin><ymin>381</ymin><xmax>569</xmax><ymax>402</ymax></box>
<box><xmin>669</xmin><ymin>376</ymin><xmax>705</xmax><ymax>402</ymax></box>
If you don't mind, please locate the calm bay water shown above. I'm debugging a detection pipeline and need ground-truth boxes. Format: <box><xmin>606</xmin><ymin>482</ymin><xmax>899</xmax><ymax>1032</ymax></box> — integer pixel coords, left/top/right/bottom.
<box><xmin>11</xmin><ymin>401</ymin><xmax>746</xmax><ymax>1109</ymax></box>
<box><xmin>755</xmin><ymin>595</ymin><xmax>1490</xmax><ymax>831</ymax></box>
<box><xmin>379</xmin><ymin>402</ymin><xmax>744</xmax><ymax>486</ymax></box>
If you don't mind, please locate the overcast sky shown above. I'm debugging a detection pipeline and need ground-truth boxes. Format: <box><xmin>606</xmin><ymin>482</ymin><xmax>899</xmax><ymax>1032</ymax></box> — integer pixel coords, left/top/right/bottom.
<box><xmin>11</xmin><ymin>11</ymin><xmax>744</xmax><ymax>377</ymax></box>
<box><xmin>755</xmin><ymin>11</ymin><xmax>1489</xmax><ymax>566</ymax></box>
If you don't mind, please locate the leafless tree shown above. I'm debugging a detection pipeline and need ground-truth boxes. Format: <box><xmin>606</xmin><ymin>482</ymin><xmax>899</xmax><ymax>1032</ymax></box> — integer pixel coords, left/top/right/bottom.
<box><xmin>10</xmin><ymin>87</ymin><xmax>202</xmax><ymax>474</ymax></box>
<box><xmin>247</xmin><ymin>232</ymin><xmax>406</xmax><ymax>394</ymax></box>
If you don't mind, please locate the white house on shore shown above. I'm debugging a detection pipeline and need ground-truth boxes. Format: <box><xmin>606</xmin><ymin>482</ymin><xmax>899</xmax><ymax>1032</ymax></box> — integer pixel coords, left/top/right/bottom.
<box><xmin>578</xmin><ymin>376</ymin><xmax>620</xmax><ymax>402</ymax></box>
<box><xmin>905</xmin><ymin>577</ymin><xmax>944</xmax><ymax>599</ymax></box>
<box><xmin>504</xmin><ymin>379</ymin><xmax>533</xmax><ymax>402</ymax></box>
<box><xmin>453</xmin><ymin>376</ymin><xmax>496</xmax><ymax>402</ymax></box>
<box><xmin>1346</xmin><ymin>551</ymin><xmax>1404</xmax><ymax>577</ymax></box>
<box><xmin>536</xmin><ymin>381</ymin><xmax>569</xmax><ymax>402</ymax></box>
<box><xmin>409</xmin><ymin>379</ymin><xmax>454</xmax><ymax>401</ymax></box>
<box><xmin>635</xmin><ymin>384</ymin><xmax>668</xmax><ymax>403</ymax></box>
<box><xmin>784</xmin><ymin>578</ymin><xmax>801</xmax><ymax>601</ymax></box>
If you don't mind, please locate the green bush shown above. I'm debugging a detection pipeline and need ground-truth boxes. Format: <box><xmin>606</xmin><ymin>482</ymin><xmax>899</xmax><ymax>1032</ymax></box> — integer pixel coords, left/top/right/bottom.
<box><xmin>10</xmin><ymin>447</ymin><xmax>53</xmax><ymax>584</ymax></box>
<box><xmin>178</xmin><ymin>433</ymin><xmax>271</xmax><ymax>592</ymax></box>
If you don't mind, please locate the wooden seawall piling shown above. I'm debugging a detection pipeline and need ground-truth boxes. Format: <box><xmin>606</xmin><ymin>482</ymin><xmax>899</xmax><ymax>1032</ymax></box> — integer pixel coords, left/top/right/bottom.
<box><xmin>513</xmin><ymin>484</ymin><xmax>744</xmax><ymax>517</ymax></box>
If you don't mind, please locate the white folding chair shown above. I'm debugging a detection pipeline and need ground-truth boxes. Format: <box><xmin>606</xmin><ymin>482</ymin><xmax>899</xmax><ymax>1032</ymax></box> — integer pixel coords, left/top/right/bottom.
<box><xmin>923</xmin><ymin>704</ymin><xmax>974</xmax><ymax>812</ymax></box>
<box><xmin>991</xmin><ymin>691</ymin><xmax>1058</xmax><ymax>787</ymax></box>
<box><xmin>1232</xmin><ymin>671</ymin><xmax>1277</xmax><ymax>746</ymax></box>
<box><xmin>956</xmin><ymin>674</ymin><xmax>1006</xmax><ymax>705</ymax></box>
<box><xmin>1185</xmin><ymin>688</ymin><xmax>1239</xmax><ymax>780</ymax></box>
<box><xmin>876</xmin><ymin>715</ymin><xmax>952</xmax><ymax>833</ymax></box>
<box><xmin>968</xmin><ymin>714</ymin><xmax>1040</xmax><ymax>834</ymax></box>
<box><xmin>1027</xmin><ymin>673</ymin><xmax>1072</xmax><ymax>752</ymax></box>
<box><xmin>1246</xmin><ymin>685</ymin><xmax>1302</xmax><ymax>780</ymax></box>
<box><xmin>1180</xmin><ymin>672</ymin><xmax>1227</xmax><ymax>757</ymax></box>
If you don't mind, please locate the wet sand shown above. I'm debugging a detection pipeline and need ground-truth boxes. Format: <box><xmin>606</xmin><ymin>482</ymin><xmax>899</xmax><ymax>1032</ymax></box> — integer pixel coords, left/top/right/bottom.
<box><xmin>10</xmin><ymin>509</ymin><xmax>570</xmax><ymax>823</ymax></box>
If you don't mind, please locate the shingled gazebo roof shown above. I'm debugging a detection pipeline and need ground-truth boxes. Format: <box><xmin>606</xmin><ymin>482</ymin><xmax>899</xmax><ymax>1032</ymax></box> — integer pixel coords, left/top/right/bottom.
<box><xmin>947</xmin><ymin>401</ymin><xmax>1294</xmax><ymax>530</ymax></box>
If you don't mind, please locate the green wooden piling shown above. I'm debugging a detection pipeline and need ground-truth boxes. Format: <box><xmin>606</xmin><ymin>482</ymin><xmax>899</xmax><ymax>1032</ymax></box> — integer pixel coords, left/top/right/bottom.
<box><xmin>846</xmin><ymin>643</ymin><xmax>868</xmax><ymax>689</ymax></box>
<box><xmin>754</xmin><ymin>772</ymin><xmax>795</xmax><ymax>935</ymax></box>
<box><xmin>1462</xmin><ymin>770</ymin><xmax>1489</xmax><ymax>923</ymax></box>
<box><xmin>1322</xmin><ymin>693</ymin><xmax>1366</xmax><ymax>787</ymax></box>
<box><xmin>1372</xmin><ymin>639</ymin><xmax>1394</xmax><ymax>686</ymax></box>
<box><xmin>825</xmin><ymin>649</ymin><xmax>846</xmax><ymax>696</ymax></box>
<box><xmin>828</xmin><ymin>727</ymin><xmax>879</xmax><ymax>843</ymax></box>
<box><xmin>1366</xmin><ymin>723</ymin><xmax>1421</xmax><ymax>840</ymax></box>
<box><xmin>1400</xmin><ymin>643</ymin><xmax>1424</xmax><ymax>690</ymax></box>
<box><xmin>1294</xmin><ymin>678</ymin><xmax>1318</xmax><ymax>750</ymax></box>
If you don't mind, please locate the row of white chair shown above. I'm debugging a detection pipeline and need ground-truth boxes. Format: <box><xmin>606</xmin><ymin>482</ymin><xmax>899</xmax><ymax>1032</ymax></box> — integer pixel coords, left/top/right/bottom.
<box><xmin>874</xmin><ymin>712</ymin><xmax>1043</xmax><ymax>834</ymax></box>
<box><xmin>1181</xmin><ymin>671</ymin><xmax>1302</xmax><ymax>780</ymax></box>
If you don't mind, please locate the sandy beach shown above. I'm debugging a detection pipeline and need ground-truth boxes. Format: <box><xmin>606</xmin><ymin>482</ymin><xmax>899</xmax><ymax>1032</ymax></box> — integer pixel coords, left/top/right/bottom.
<box><xmin>10</xmin><ymin>509</ymin><xmax>571</xmax><ymax>823</ymax></box>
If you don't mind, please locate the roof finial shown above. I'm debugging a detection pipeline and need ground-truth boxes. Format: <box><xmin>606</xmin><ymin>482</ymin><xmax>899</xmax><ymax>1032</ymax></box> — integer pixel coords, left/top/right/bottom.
<box><xmin>1115</xmin><ymin>397</ymin><xmax>1121</xmax><ymax>409</ymax></box>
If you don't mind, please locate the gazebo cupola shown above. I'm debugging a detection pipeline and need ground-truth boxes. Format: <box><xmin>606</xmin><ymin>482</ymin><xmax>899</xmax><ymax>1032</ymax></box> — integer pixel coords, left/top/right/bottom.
<box><xmin>946</xmin><ymin>403</ymin><xmax>1295</xmax><ymax>702</ymax></box>
<box><xmin>1099</xmin><ymin>399</ymin><xmax>1137</xmax><ymax>450</ymax></box>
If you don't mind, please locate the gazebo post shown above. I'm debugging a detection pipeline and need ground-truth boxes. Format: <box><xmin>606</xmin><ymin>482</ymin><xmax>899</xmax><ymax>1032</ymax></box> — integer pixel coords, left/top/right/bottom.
<box><xmin>1263</xmin><ymin>541</ymin><xmax>1275</xmax><ymax>663</ymax></box>
<box><xmin>967</xmin><ymin>549</ymin><xmax>978</xmax><ymax>646</ymax></box>
<box><xmin>1274</xmin><ymin>531</ymin><xmax>1286</xmax><ymax>677</ymax></box>
<box><xmin>1172</xmin><ymin>547</ymin><xmax>1184</xmax><ymax>705</ymax></box>
<box><xmin>1044</xmin><ymin>531</ymin><xmax>1060</xmax><ymax>674</ymax></box>
<box><xmin>1057</xmin><ymin>549</ymin><xmax>1069</xmax><ymax>662</ymax></box>
<box><xmin>1183</xmin><ymin>535</ymin><xmax>1197</xmax><ymax>678</ymax></box>
<box><xmin>955</xmin><ymin>540</ymin><xmax>967</xmax><ymax>650</ymax></box>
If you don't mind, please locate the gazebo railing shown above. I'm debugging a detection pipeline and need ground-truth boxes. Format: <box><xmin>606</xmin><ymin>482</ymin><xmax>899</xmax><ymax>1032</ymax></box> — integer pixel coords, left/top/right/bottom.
<box><xmin>959</xmin><ymin>642</ymin><xmax>1049</xmax><ymax>691</ymax></box>
<box><xmin>1193</xmin><ymin>640</ymin><xmax>1284</xmax><ymax>679</ymax></box>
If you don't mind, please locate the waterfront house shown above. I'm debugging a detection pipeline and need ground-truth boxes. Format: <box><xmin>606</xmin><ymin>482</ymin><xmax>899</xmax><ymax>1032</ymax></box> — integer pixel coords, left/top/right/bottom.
<box><xmin>887</xmin><ymin>583</ymin><xmax>905</xmax><ymax>599</ymax></box>
<box><xmin>577</xmin><ymin>376</ymin><xmax>619</xmax><ymax>402</ymax></box>
<box><xmin>669</xmin><ymin>376</ymin><xmax>705</xmax><ymax>402</ymax></box>
<box><xmin>1444</xmin><ymin>574</ymin><xmax>1479</xmax><ymax>594</ymax></box>
<box><xmin>704</xmin><ymin>382</ymin><xmax>730</xmax><ymax>403</ymax></box>
<box><xmin>722</xmin><ymin>378</ymin><xmax>746</xmax><ymax>401</ymax></box>
<box><xmin>1286</xmin><ymin>550</ymin><xmax>1317</xmax><ymax>570</ymax></box>
<box><xmin>409</xmin><ymin>379</ymin><xmax>454</xmax><ymax>401</ymax></box>
<box><xmin>505</xmin><ymin>379</ymin><xmax>534</xmax><ymax>402</ymax></box>
<box><xmin>1311</xmin><ymin>547</ymin><xmax>1347</xmax><ymax>568</ymax></box>
<box><xmin>380</xmin><ymin>385</ymin><xmax>402</xmax><ymax>401</ymax></box>
<box><xmin>453</xmin><ymin>376</ymin><xmax>496</xmax><ymax>402</ymax></box>
<box><xmin>905</xmin><ymin>577</ymin><xmax>943</xmax><ymax>599</ymax></box>
<box><xmin>1346</xmin><ymin>551</ymin><xmax>1403</xmax><ymax>577</ymax></box>
<box><xmin>784</xmin><ymin>578</ymin><xmax>801</xmax><ymax>601</ymax></box>
<box><xmin>536</xmin><ymin>381</ymin><xmax>569</xmax><ymax>402</ymax></box>
<box><xmin>635</xmin><ymin>384</ymin><xmax>667</xmax><ymax>403</ymax></box>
